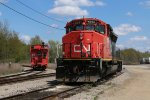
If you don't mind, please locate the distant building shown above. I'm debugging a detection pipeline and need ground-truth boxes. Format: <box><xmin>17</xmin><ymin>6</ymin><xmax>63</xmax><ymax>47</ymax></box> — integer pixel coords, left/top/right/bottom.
<box><xmin>140</xmin><ymin>57</ymin><xmax>150</xmax><ymax>64</ymax></box>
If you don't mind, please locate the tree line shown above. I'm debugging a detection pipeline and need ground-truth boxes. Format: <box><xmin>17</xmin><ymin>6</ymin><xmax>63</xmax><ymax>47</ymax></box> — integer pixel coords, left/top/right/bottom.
<box><xmin>0</xmin><ymin>21</ymin><xmax>60</xmax><ymax>63</ymax></box>
<box><xmin>0</xmin><ymin>21</ymin><xmax>150</xmax><ymax>64</ymax></box>
<box><xmin>120</xmin><ymin>49</ymin><xmax>150</xmax><ymax>64</ymax></box>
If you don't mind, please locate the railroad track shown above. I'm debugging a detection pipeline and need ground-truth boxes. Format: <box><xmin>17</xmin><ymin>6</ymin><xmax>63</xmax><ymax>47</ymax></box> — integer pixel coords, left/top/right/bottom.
<box><xmin>0</xmin><ymin>72</ymin><xmax>55</xmax><ymax>85</ymax></box>
<box><xmin>40</xmin><ymin>72</ymin><xmax>124</xmax><ymax>100</ymax></box>
<box><xmin>0</xmin><ymin>71</ymin><xmax>124</xmax><ymax>100</ymax></box>
<box><xmin>0</xmin><ymin>70</ymin><xmax>42</xmax><ymax>81</ymax></box>
<box><xmin>0</xmin><ymin>80</ymin><xmax>61</xmax><ymax>100</ymax></box>
<box><xmin>21</xmin><ymin>64</ymin><xmax>31</xmax><ymax>68</ymax></box>
<box><xmin>0</xmin><ymin>69</ymin><xmax>33</xmax><ymax>80</ymax></box>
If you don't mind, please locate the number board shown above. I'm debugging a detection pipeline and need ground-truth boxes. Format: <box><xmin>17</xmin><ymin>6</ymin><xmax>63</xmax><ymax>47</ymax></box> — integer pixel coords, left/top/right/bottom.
<box><xmin>87</xmin><ymin>20</ymin><xmax>96</xmax><ymax>25</ymax></box>
<box><xmin>73</xmin><ymin>21</ymin><xmax>82</xmax><ymax>25</ymax></box>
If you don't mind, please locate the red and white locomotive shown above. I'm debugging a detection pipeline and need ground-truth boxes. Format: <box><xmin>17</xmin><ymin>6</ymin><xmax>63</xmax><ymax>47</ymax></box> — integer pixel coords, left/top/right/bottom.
<box><xmin>56</xmin><ymin>18</ymin><xmax>122</xmax><ymax>82</ymax></box>
<box><xmin>30</xmin><ymin>42</ymin><xmax>49</xmax><ymax>70</ymax></box>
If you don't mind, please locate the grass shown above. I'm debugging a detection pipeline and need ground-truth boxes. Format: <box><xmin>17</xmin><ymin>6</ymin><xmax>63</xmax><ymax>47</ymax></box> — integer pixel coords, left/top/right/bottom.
<box><xmin>0</xmin><ymin>63</ymin><xmax>23</xmax><ymax>76</ymax></box>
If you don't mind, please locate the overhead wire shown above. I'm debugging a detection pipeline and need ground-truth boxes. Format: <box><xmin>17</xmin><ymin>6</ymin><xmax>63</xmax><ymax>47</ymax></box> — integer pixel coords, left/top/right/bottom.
<box><xmin>15</xmin><ymin>0</ymin><xmax>65</xmax><ymax>23</ymax></box>
<box><xmin>0</xmin><ymin>2</ymin><xmax>64</xmax><ymax>30</ymax></box>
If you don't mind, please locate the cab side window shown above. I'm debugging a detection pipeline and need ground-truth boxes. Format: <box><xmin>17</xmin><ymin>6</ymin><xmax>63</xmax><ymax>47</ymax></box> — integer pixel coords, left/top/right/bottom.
<box><xmin>43</xmin><ymin>53</ymin><xmax>46</xmax><ymax>58</ymax></box>
<box><xmin>66</xmin><ymin>26</ymin><xmax>73</xmax><ymax>33</ymax></box>
<box><xmin>95</xmin><ymin>25</ymin><xmax>105</xmax><ymax>34</ymax></box>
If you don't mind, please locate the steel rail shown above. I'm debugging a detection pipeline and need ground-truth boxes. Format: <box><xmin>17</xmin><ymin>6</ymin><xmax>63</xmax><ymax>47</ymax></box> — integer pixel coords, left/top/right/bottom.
<box><xmin>0</xmin><ymin>69</ymin><xmax>33</xmax><ymax>80</ymax></box>
<box><xmin>39</xmin><ymin>72</ymin><xmax>124</xmax><ymax>100</ymax></box>
<box><xmin>0</xmin><ymin>80</ymin><xmax>61</xmax><ymax>100</ymax></box>
<box><xmin>0</xmin><ymin>71</ymin><xmax>124</xmax><ymax>100</ymax></box>
<box><xmin>0</xmin><ymin>73</ymin><xmax>55</xmax><ymax>85</ymax></box>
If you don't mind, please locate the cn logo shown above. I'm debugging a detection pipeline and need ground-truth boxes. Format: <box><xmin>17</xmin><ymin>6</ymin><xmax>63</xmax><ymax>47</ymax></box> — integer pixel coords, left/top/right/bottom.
<box><xmin>74</xmin><ymin>44</ymin><xmax>90</xmax><ymax>53</ymax></box>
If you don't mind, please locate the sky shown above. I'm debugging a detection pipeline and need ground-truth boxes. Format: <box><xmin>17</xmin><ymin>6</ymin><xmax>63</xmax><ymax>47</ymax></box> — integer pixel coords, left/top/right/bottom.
<box><xmin>0</xmin><ymin>0</ymin><xmax>150</xmax><ymax>52</ymax></box>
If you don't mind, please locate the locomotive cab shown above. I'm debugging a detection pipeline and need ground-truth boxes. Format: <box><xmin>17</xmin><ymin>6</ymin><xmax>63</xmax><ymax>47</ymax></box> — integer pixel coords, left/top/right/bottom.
<box><xmin>56</xmin><ymin>18</ymin><xmax>122</xmax><ymax>82</ymax></box>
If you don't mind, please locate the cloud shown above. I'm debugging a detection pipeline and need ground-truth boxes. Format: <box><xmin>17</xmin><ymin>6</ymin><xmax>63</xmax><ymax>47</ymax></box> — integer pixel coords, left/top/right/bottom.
<box><xmin>130</xmin><ymin>36</ymin><xmax>148</xmax><ymax>41</ymax></box>
<box><xmin>51</xmin><ymin>24</ymin><xmax>58</xmax><ymax>28</ymax></box>
<box><xmin>96</xmin><ymin>0</ymin><xmax>106</xmax><ymax>6</ymax></box>
<box><xmin>139</xmin><ymin>1</ymin><xmax>150</xmax><ymax>8</ymax></box>
<box><xmin>113</xmin><ymin>24</ymin><xmax>141</xmax><ymax>35</ymax></box>
<box><xmin>53</xmin><ymin>0</ymin><xmax>105</xmax><ymax>7</ymax></box>
<box><xmin>0</xmin><ymin>0</ymin><xmax>7</xmax><ymax>3</ymax></box>
<box><xmin>126</xmin><ymin>12</ymin><xmax>133</xmax><ymax>16</ymax></box>
<box><xmin>48</xmin><ymin>6</ymin><xmax>88</xmax><ymax>16</ymax></box>
<box><xmin>116</xmin><ymin>44</ymin><xmax>124</xmax><ymax>49</ymax></box>
<box><xmin>116</xmin><ymin>36</ymin><xmax>150</xmax><ymax>52</ymax></box>
<box><xmin>0</xmin><ymin>0</ymin><xmax>4</xmax><ymax>2</ymax></box>
<box><xmin>146</xmin><ymin>40</ymin><xmax>150</xmax><ymax>45</ymax></box>
<box><xmin>0</xmin><ymin>12</ymin><xmax>2</xmax><ymax>16</ymax></box>
<box><xmin>20</xmin><ymin>35</ymin><xmax>31</xmax><ymax>44</ymax></box>
<box><xmin>117</xmin><ymin>36</ymin><xmax>150</xmax><ymax>52</ymax></box>
<box><xmin>54</xmin><ymin>0</ymin><xmax>95</xmax><ymax>7</ymax></box>
<box><xmin>48</xmin><ymin>0</ymin><xmax>105</xmax><ymax>17</ymax></box>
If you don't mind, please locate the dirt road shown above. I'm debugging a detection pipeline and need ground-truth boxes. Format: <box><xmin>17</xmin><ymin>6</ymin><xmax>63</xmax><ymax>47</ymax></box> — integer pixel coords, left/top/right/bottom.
<box><xmin>97</xmin><ymin>65</ymin><xmax>150</xmax><ymax>100</ymax></box>
<box><xmin>65</xmin><ymin>65</ymin><xmax>150</xmax><ymax>100</ymax></box>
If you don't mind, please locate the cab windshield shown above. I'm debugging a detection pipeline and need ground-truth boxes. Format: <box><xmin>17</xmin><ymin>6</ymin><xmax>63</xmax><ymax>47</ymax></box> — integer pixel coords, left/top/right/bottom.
<box><xmin>85</xmin><ymin>25</ymin><xmax>94</xmax><ymax>30</ymax></box>
<box><xmin>76</xmin><ymin>25</ymin><xmax>83</xmax><ymax>30</ymax></box>
<box><xmin>66</xmin><ymin>20</ymin><xmax>105</xmax><ymax>34</ymax></box>
<box><xmin>37</xmin><ymin>50</ymin><xmax>42</xmax><ymax>56</ymax></box>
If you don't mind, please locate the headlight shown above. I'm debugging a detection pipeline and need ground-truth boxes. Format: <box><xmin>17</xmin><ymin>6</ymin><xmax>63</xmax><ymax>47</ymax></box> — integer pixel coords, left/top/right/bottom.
<box><xmin>80</xmin><ymin>33</ymin><xmax>83</xmax><ymax>40</ymax></box>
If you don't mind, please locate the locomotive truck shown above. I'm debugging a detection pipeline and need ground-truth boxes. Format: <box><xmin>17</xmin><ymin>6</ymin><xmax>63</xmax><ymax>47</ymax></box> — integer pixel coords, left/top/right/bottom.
<box><xmin>30</xmin><ymin>42</ymin><xmax>49</xmax><ymax>70</ymax></box>
<box><xmin>56</xmin><ymin>18</ymin><xmax>122</xmax><ymax>82</ymax></box>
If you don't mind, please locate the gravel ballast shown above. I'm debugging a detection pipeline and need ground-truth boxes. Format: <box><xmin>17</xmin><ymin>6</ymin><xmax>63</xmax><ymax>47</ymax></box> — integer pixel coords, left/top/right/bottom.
<box><xmin>64</xmin><ymin>65</ymin><xmax>131</xmax><ymax>100</ymax></box>
<box><xmin>0</xmin><ymin>69</ymin><xmax>55</xmax><ymax>99</ymax></box>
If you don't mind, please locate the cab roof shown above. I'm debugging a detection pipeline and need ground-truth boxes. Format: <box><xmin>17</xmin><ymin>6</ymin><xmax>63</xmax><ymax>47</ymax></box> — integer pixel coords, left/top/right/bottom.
<box><xmin>66</xmin><ymin>17</ymin><xmax>107</xmax><ymax>27</ymax></box>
